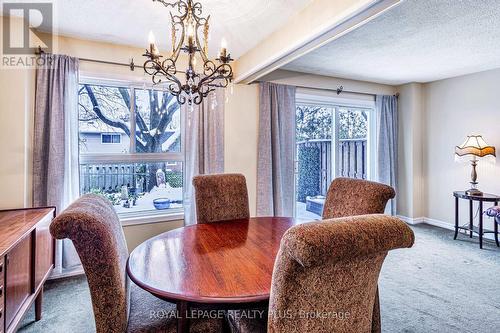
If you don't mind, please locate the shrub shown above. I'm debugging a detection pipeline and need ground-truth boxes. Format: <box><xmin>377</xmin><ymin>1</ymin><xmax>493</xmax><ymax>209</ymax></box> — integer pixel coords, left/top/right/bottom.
<box><xmin>166</xmin><ymin>171</ymin><xmax>183</xmax><ymax>188</ymax></box>
<box><xmin>297</xmin><ymin>145</ymin><xmax>321</xmax><ymax>203</ymax></box>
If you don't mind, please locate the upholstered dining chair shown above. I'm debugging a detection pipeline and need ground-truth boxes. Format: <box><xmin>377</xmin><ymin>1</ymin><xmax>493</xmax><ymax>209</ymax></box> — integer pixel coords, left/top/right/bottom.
<box><xmin>322</xmin><ymin>177</ymin><xmax>396</xmax><ymax>333</ymax></box>
<box><xmin>192</xmin><ymin>173</ymin><xmax>250</xmax><ymax>224</ymax></box>
<box><xmin>322</xmin><ymin>177</ymin><xmax>396</xmax><ymax>219</ymax></box>
<box><xmin>193</xmin><ymin>174</ymin><xmax>266</xmax><ymax>333</ymax></box>
<box><xmin>50</xmin><ymin>194</ymin><xmax>222</xmax><ymax>333</ymax></box>
<box><xmin>268</xmin><ymin>215</ymin><xmax>414</xmax><ymax>333</ymax></box>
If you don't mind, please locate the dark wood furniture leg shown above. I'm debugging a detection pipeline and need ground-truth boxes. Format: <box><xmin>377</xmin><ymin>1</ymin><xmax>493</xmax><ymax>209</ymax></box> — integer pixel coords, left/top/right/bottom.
<box><xmin>35</xmin><ymin>287</ymin><xmax>43</xmax><ymax>321</ymax></box>
<box><xmin>495</xmin><ymin>221</ymin><xmax>499</xmax><ymax>248</ymax></box>
<box><xmin>454</xmin><ymin>197</ymin><xmax>459</xmax><ymax>240</ymax></box>
<box><xmin>479</xmin><ymin>201</ymin><xmax>483</xmax><ymax>249</ymax></box>
<box><xmin>177</xmin><ymin>301</ymin><xmax>189</xmax><ymax>333</ymax></box>
<box><xmin>469</xmin><ymin>199</ymin><xmax>473</xmax><ymax>238</ymax></box>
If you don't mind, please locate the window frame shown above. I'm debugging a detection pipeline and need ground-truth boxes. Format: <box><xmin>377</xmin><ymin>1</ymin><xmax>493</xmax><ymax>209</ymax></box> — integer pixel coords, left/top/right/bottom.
<box><xmin>100</xmin><ymin>133</ymin><xmax>122</xmax><ymax>144</ymax></box>
<box><xmin>78</xmin><ymin>77</ymin><xmax>186</xmax><ymax>223</ymax></box>
<box><xmin>294</xmin><ymin>91</ymin><xmax>377</xmax><ymax>220</ymax></box>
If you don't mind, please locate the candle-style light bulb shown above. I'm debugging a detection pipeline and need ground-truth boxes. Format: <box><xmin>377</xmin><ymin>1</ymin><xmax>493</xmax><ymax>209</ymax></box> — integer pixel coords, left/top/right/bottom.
<box><xmin>187</xmin><ymin>23</ymin><xmax>195</xmax><ymax>38</ymax></box>
<box><xmin>186</xmin><ymin>21</ymin><xmax>195</xmax><ymax>46</ymax></box>
<box><xmin>220</xmin><ymin>38</ymin><xmax>228</xmax><ymax>59</ymax></box>
<box><xmin>149</xmin><ymin>31</ymin><xmax>156</xmax><ymax>45</ymax></box>
<box><xmin>148</xmin><ymin>31</ymin><xmax>157</xmax><ymax>55</ymax></box>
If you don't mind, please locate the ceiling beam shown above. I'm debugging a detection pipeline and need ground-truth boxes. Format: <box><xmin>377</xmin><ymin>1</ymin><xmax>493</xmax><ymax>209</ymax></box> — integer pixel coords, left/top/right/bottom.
<box><xmin>234</xmin><ymin>0</ymin><xmax>402</xmax><ymax>84</ymax></box>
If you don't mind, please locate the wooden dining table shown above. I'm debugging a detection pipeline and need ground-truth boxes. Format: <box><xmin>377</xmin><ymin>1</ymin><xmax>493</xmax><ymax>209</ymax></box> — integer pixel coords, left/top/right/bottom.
<box><xmin>126</xmin><ymin>216</ymin><xmax>299</xmax><ymax>332</ymax></box>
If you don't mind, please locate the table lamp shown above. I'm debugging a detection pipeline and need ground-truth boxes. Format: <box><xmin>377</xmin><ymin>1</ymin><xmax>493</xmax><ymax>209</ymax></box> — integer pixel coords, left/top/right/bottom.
<box><xmin>455</xmin><ymin>135</ymin><xmax>496</xmax><ymax>196</ymax></box>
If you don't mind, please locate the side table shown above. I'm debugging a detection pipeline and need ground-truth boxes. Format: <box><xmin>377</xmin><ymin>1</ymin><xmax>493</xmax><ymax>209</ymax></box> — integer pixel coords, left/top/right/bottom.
<box><xmin>453</xmin><ymin>191</ymin><xmax>500</xmax><ymax>249</ymax></box>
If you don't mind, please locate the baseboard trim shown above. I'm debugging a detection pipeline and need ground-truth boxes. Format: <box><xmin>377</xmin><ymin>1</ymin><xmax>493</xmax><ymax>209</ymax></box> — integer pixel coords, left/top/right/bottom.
<box><xmin>398</xmin><ymin>216</ymin><xmax>497</xmax><ymax>241</ymax></box>
<box><xmin>423</xmin><ymin>217</ymin><xmax>455</xmax><ymax>230</ymax></box>
<box><xmin>49</xmin><ymin>266</ymin><xmax>85</xmax><ymax>280</ymax></box>
<box><xmin>397</xmin><ymin>215</ymin><xmax>425</xmax><ymax>225</ymax></box>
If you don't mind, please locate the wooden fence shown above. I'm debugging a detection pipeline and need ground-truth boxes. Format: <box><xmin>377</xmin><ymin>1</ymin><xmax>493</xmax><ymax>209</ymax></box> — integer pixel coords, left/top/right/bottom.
<box><xmin>79</xmin><ymin>164</ymin><xmax>151</xmax><ymax>194</ymax></box>
<box><xmin>296</xmin><ymin>138</ymin><xmax>367</xmax><ymax>197</ymax></box>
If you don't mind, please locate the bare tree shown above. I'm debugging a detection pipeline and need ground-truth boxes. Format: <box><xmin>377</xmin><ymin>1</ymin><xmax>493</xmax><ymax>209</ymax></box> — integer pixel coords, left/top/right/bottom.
<box><xmin>80</xmin><ymin>84</ymin><xmax>180</xmax><ymax>153</ymax></box>
<box><xmin>79</xmin><ymin>84</ymin><xmax>181</xmax><ymax>192</ymax></box>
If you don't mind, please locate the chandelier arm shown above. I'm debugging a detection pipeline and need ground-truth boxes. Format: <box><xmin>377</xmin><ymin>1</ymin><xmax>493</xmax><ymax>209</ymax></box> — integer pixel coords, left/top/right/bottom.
<box><xmin>145</xmin><ymin>0</ymin><xmax>233</xmax><ymax>105</ymax></box>
<box><xmin>190</xmin><ymin>1</ymin><xmax>205</xmax><ymax>20</ymax></box>
<box><xmin>144</xmin><ymin>59</ymin><xmax>184</xmax><ymax>96</ymax></box>
<box><xmin>199</xmin><ymin>63</ymin><xmax>233</xmax><ymax>86</ymax></box>
<box><xmin>153</xmin><ymin>0</ymin><xmax>181</xmax><ymax>9</ymax></box>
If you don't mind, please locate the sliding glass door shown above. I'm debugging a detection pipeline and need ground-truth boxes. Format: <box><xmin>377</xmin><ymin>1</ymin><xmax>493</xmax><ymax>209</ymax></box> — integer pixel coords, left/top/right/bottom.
<box><xmin>295</xmin><ymin>97</ymin><xmax>375</xmax><ymax>221</ymax></box>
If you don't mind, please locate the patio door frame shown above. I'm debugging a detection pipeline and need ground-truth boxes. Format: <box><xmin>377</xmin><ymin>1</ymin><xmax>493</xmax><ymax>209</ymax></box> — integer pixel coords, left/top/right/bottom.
<box><xmin>294</xmin><ymin>90</ymin><xmax>377</xmax><ymax>219</ymax></box>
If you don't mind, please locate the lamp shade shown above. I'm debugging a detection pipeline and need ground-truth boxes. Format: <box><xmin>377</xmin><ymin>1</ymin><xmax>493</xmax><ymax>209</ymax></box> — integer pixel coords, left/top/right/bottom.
<box><xmin>455</xmin><ymin>135</ymin><xmax>496</xmax><ymax>158</ymax></box>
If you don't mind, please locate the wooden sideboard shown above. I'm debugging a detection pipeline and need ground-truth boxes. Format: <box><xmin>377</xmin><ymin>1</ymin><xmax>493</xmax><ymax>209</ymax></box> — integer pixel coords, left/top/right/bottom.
<box><xmin>0</xmin><ymin>208</ymin><xmax>55</xmax><ymax>333</ymax></box>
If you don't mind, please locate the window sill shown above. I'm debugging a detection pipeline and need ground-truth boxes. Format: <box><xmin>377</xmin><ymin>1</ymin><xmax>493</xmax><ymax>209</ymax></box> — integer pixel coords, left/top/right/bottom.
<box><xmin>119</xmin><ymin>210</ymin><xmax>184</xmax><ymax>227</ymax></box>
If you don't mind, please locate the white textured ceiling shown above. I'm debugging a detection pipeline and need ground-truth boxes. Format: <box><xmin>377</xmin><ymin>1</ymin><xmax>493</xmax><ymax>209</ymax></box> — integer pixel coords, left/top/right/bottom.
<box><xmin>2</xmin><ymin>0</ymin><xmax>312</xmax><ymax>59</ymax></box>
<box><xmin>282</xmin><ymin>0</ymin><xmax>500</xmax><ymax>85</ymax></box>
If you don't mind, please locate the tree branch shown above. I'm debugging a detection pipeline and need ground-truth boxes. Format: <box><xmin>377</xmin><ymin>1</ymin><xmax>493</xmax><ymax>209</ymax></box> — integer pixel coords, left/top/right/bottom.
<box><xmin>157</xmin><ymin>99</ymin><xmax>179</xmax><ymax>135</ymax></box>
<box><xmin>84</xmin><ymin>84</ymin><xmax>131</xmax><ymax>137</ymax></box>
<box><xmin>118</xmin><ymin>88</ymin><xmax>132</xmax><ymax>109</ymax></box>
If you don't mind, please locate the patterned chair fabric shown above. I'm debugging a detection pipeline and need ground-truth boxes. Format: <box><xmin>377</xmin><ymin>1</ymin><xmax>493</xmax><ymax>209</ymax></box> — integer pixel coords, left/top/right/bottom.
<box><xmin>322</xmin><ymin>177</ymin><xmax>396</xmax><ymax>333</ymax></box>
<box><xmin>50</xmin><ymin>194</ymin><xmax>222</xmax><ymax>333</ymax></box>
<box><xmin>322</xmin><ymin>177</ymin><xmax>396</xmax><ymax>219</ymax></box>
<box><xmin>193</xmin><ymin>173</ymin><xmax>250</xmax><ymax>224</ymax></box>
<box><xmin>268</xmin><ymin>215</ymin><xmax>414</xmax><ymax>333</ymax></box>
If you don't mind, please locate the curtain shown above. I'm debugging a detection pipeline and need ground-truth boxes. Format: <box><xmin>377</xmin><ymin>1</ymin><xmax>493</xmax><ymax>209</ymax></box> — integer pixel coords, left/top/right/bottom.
<box><xmin>33</xmin><ymin>53</ymin><xmax>81</xmax><ymax>274</ymax></box>
<box><xmin>184</xmin><ymin>90</ymin><xmax>225</xmax><ymax>225</ymax></box>
<box><xmin>376</xmin><ymin>95</ymin><xmax>398</xmax><ymax>215</ymax></box>
<box><xmin>257</xmin><ymin>83</ymin><xmax>296</xmax><ymax>217</ymax></box>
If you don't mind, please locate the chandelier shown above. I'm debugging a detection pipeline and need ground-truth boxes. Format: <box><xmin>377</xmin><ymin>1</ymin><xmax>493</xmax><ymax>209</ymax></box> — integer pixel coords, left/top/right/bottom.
<box><xmin>143</xmin><ymin>0</ymin><xmax>234</xmax><ymax>105</ymax></box>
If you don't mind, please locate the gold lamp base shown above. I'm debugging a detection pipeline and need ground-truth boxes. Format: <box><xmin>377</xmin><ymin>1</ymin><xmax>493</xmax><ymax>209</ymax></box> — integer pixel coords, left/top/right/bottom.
<box><xmin>466</xmin><ymin>188</ymin><xmax>483</xmax><ymax>196</ymax></box>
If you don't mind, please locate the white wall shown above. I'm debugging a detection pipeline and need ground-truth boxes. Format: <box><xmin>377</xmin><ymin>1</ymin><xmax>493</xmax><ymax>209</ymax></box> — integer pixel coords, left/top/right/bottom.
<box><xmin>224</xmin><ymin>84</ymin><xmax>259</xmax><ymax>216</ymax></box>
<box><xmin>423</xmin><ymin>68</ymin><xmax>500</xmax><ymax>230</ymax></box>
<box><xmin>397</xmin><ymin>83</ymin><xmax>425</xmax><ymax>219</ymax></box>
<box><xmin>0</xmin><ymin>67</ymin><xmax>35</xmax><ymax>208</ymax></box>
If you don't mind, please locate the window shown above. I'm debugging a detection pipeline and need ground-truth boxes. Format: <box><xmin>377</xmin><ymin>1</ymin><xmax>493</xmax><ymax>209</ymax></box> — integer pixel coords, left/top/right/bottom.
<box><xmin>78</xmin><ymin>81</ymin><xmax>184</xmax><ymax>219</ymax></box>
<box><xmin>294</xmin><ymin>93</ymin><xmax>376</xmax><ymax>221</ymax></box>
<box><xmin>101</xmin><ymin>133</ymin><xmax>121</xmax><ymax>144</ymax></box>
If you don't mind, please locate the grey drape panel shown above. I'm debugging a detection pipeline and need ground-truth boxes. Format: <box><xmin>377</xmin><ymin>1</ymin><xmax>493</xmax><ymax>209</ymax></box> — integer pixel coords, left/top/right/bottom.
<box><xmin>184</xmin><ymin>90</ymin><xmax>225</xmax><ymax>225</ymax></box>
<box><xmin>376</xmin><ymin>95</ymin><xmax>398</xmax><ymax>215</ymax></box>
<box><xmin>33</xmin><ymin>53</ymin><xmax>81</xmax><ymax>272</ymax></box>
<box><xmin>257</xmin><ymin>83</ymin><xmax>296</xmax><ymax>217</ymax></box>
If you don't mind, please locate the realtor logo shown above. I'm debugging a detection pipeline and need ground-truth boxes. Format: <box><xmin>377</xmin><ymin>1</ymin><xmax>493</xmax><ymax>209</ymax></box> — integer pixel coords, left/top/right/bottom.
<box><xmin>2</xmin><ymin>1</ymin><xmax>53</xmax><ymax>54</ymax></box>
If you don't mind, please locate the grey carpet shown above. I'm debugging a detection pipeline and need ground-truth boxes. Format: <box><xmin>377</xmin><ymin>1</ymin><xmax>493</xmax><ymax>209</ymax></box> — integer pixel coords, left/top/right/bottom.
<box><xmin>17</xmin><ymin>224</ymin><xmax>500</xmax><ymax>333</ymax></box>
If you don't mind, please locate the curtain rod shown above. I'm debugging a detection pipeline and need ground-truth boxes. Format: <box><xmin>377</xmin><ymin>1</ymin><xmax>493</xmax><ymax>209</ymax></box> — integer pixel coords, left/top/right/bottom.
<box><xmin>253</xmin><ymin>80</ymin><xmax>398</xmax><ymax>98</ymax></box>
<box><xmin>36</xmin><ymin>46</ymin><xmax>136</xmax><ymax>71</ymax></box>
<box><xmin>295</xmin><ymin>85</ymin><xmax>399</xmax><ymax>98</ymax></box>
<box><xmin>35</xmin><ymin>47</ymin><xmax>191</xmax><ymax>74</ymax></box>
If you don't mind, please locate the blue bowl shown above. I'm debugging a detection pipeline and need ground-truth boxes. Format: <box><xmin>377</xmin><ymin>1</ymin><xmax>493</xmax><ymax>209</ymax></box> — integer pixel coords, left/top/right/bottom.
<box><xmin>153</xmin><ymin>198</ymin><xmax>171</xmax><ymax>210</ymax></box>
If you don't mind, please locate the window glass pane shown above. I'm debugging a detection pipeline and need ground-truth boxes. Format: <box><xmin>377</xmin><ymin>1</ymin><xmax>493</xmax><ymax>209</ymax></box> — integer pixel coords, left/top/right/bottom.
<box><xmin>295</xmin><ymin>104</ymin><xmax>333</xmax><ymax>221</ymax></box>
<box><xmin>79</xmin><ymin>161</ymin><xmax>184</xmax><ymax>215</ymax></box>
<box><xmin>135</xmin><ymin>89</ymin><xmax>181</xmax><ymax>153</ymax></box>
<box><xmin>337</xmin><ymin>107</ymin><xmax>368</xmax><ymax>179</ymax></box>
<box><xmin>101</xmin><ymin>134</ymin><xmax>121</xmax><ymax>144</ymax></box>
<box><xmin>79</xmin><ymin>84</ymin><xmax>131</xmax><ymax>154</ymax></box>
<box><xmin>337</xmin><ymin>107</ymin><xmax>368</xmax><ymax>140</ymax></box>
<box><xmin>296</xmin><ymin>105</ymin><xmax>332</xmax><ymax>141</ymax></box>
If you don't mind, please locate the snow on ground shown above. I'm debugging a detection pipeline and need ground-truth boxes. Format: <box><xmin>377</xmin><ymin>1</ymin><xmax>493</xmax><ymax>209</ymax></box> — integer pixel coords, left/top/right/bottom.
<box><xmin>296</xmin><ymin>202</ymin><xmax>321</xmax><ymax>222</ymax></box>
<box><xmin>115</xmin><ymin>185</ymin><xmax>183</xmax><ymax>214</ymax></box>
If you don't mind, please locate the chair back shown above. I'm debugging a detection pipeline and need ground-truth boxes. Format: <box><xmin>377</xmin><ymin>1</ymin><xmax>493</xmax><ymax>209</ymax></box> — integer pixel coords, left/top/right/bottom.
<box><xmin>50</xmin><ymin>194</ymin><xmax>129</xmax><ymax>333</ymax></box>
<box><xmin>193</xmin><ymin>173</ymin><xmax>250</xmax><ymax>224</ymax></box>
<box><xmin>268</xmin><ymin>215</ymin><xmax>414</xmax><ymax>333</ymax></box>
<box><xmin>322</xmin><ymin>178</ymin><xmax>395</xmax><ymax>219</ymax></box>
